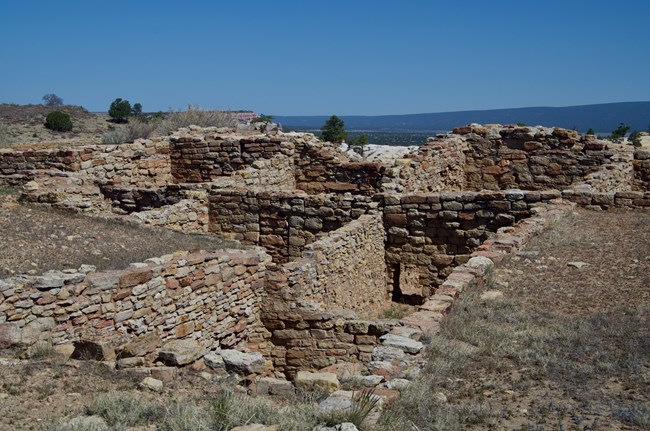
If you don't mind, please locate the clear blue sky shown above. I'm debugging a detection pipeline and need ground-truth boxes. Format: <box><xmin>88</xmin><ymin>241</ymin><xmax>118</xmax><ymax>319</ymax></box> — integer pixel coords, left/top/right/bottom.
<box><xmin>1</xmin><ymin>0</ymin><xmax>649</xmax><ymax>115</ymax></box>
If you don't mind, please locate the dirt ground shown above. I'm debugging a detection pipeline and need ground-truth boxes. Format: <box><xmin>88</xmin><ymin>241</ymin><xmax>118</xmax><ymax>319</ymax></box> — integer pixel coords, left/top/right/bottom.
<box><xmin>0</xmin><ymin>190</ymin><xmax>239</xmax><ymax>277</ymax></box>
<box><xmin>453</xmin><ymin>208</ymin><xmax>650</xmax><ymax>430</ymax></box>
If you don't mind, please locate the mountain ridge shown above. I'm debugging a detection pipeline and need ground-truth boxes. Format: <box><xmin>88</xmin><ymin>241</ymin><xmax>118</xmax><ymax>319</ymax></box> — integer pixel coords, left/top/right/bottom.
<box><xmin>274</xmin><ymin>101</ymin><xmax>650</xmax><ymax>133</ymax></box>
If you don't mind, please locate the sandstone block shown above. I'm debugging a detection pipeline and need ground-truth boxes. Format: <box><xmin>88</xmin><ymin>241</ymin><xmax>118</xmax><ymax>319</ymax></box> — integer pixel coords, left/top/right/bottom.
<box><xmin>379</xmin><ymin>334</ymin><xmax>423</xmax><ymax>354</ymax></box>
<box><xmin>295</xmin><ymin>371</ymin><xmax>340</xmax><ymax>392</ymax></box>
<box><xmin>158</xmin><ymin>339</ymin><xmax>207</xmax><ymax>366</ymax></box>
<box><xmin>140</xmin><ymin>377</ymin><xmax>163</xmax><ymax>392</ymax></box>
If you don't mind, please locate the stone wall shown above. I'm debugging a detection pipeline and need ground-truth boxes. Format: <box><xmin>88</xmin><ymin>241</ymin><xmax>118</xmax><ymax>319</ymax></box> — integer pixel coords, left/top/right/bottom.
<box><xmin>633</xmin><ymin>149</ymin><xmax>650</xmax><ymax>191</ymax></box>
<box><xmin>293</xmin><ymin>139</ymin><xmax>385</xmax><ymax>195</ymax></box>
<box><xmin>457</xmin><ymin>124</ymin><xmax>612</xmax><ymax>191</ymax></box>
<box><xmin>208</xmin><ymin>189</ymin><xmax>378</xmax><ymax>263</ymax></box>
<box><xmin>233</xmin><ymin>155</ymin><xmax>296</xmax><ymax>189</ymax></box>
<box><xmin>170</xmin><ymin>130</ymin><xmax>295</xmax><ymax>183</ymax></box>
<box><xmin>0</xmin><ymin>139</ymin><xmax>171</xmax><ymax>187</ymax></box>
<box><xmin>384</xmin><ymin>135</ymin><xmax>467</xmax><ymax>193</ymax></box>
<box><xmin>284</xmin><ymin>214</ymin><xmax>388</xmax><ymax>315</ymax></box>
<box><xmin>0</xmin><ymin>249</ymin><xmax>271</xmax><ymax>353</ymax></box>
<box><xmin>381</xmin><ymin>189</ymin><xmax>562</xmax><ymax>297</ymax></box>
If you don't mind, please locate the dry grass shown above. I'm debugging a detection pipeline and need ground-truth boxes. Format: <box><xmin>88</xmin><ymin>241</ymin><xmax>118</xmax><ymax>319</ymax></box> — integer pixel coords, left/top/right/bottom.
<box><xmin>157</xmin><ymin>104</ymin><xmax>237</xmax><ymax>134</ymax></box>
<box><xmin>101</xmin><ymin>117</ymin><xmax>159</xmax><ymax>144</ymax></box>
<box><xmin>0</xmin><ymin>120</ymin><xmax>12</xmax><ymax>147</ymax></box>
<box><xmin>379</xmin><ymin>209</ymin><xmax>650</xmax><ymax>431</ymax></box>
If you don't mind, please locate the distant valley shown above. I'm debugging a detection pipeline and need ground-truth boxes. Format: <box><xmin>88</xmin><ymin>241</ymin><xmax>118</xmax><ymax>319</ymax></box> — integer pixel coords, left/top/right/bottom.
<box><xmin>275</xmin><ymin>101</ymin><xmax>650</xmax><ymax>134</ymax></box>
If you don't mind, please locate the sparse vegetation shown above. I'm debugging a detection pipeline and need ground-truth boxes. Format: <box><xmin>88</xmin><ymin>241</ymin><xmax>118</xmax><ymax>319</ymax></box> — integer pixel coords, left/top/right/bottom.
<box><xmin>629</xmin><ymin>130</ymin><xmax>642</xmax><ymax>147</ymax></box>
<box><xmin>42</xmin><ymin>93</ymin><xmax>64</xmax><ymax>107</ymax></box>
<box><xmin>101</xmin><ymin>117</ymin><xmax>159</xmax><ymax>144</ymax></box>
<box><xmin>0</xmin><ymin>119</ymin><xmax>12</xmax><ymax>147</ymax></box>
<box><xmin>609</xmin><ymin>122</ymin><xmax>630</xmax><ymax>143</ymax></box>
<box><xmin>157</xmin><ymin>104</ymin><xmax>237</xmax><ymax>134</ymax></box>
<box><xmin>45</xmin><ymin>111</ymin><xmax>73</xmax><ymax>132</ymax></box>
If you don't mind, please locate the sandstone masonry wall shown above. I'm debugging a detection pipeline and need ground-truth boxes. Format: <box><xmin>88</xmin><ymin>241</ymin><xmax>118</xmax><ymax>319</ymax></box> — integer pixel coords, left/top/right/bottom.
<box><xmin>633</xmin><ymin>149</ymin><xmax>650</xmax><ymax>191</ymax></box>
<box><xmin>457</xmin><ymin>125</ymin><xmax>611</xmax><ymax>191</ymax></box>
<box><xmin>0</xmin><ymin>249</ymin><xmax>271</xmax><ymax>353</ymax></box>
<box><xmin>0</xmin><ymin>139</ymin><xmax>171</xmax><ymax>187</ymax></box>
<box><xmin>381</xmin><ymin>189</ymin><xmax>563</xmax><ymax>296</ymax></box>
<box><xmin>385</xmin><ymin>135</ymin><xmax>467</xmax><ymax>193</ymax></box>
<box><xmin>170</xmin><ymin>131</ymin><xmax>295</xmax><ymax>183</ymax></box>
<box><xmin>208</xmin><ymin>190</ymin><xmax>377</xmax><ymax>263</ymax></box>
<box><xmin>284</xmin><ymin>214</ymin><xmax>388</xmax><ymax>314</ymax></box>
<box><xmin>293</xmin><ymin>139</ymin><xmax>385</xmax><ymax>195</ymax></box>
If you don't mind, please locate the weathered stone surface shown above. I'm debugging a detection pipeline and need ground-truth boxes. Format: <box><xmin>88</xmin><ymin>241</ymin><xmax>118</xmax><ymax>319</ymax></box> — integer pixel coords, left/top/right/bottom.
<box><xmin>117</xmin><ymin>332</ymin><xmax>161</xmax><ymax>358</ymax></box>
<box><xmin>139</xmin><ymin>377</ymin><xmax>164</xmax><ymax>392</ymax></box>
<box><xmin>379</xmin><ymin>334</ymin><xmax>423</xmax><ymax>354</ymax></box>
<box><xmin>203</xmin><ymin>353</ymin><xmax>226</xmax><ymax>370</ymax></box>
<box><xmin>255</xmin><ymin>377</ymin><xmax>294</xmax><ymax>396</ymax></box>
<box><xmin>318</xmin><ymin>390</ymin><xmax>353</xmax><ymax>412</ymax></box>
<box><xmin>371</xmin><ymin>346</ymin><xmax>406</xmax><ymax>362</ymax></box>
<box><xmin>158</xmin><ymin>339</ymin><xmax>207</xmax><ymax>366</ymax></box>
<box><xmin>219</xmin><ymin>350</ymin><xmax>265</xmax><ymax>374</ymax></box>
<box><xmin>295</xmin><ymin>371</ymin><xmax>340</xmax><ymax>392</ymax></box>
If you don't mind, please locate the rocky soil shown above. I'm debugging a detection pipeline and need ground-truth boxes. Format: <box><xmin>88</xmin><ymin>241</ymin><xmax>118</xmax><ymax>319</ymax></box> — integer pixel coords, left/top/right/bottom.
<box><xmin>0</xmin><ymin>190</ymin><xmax>239</xmax><ymax>277</ymax></box>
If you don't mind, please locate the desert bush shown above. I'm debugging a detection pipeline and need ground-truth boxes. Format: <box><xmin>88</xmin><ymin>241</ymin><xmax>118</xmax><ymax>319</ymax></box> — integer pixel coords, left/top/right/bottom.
<box><xmin>101</xmin><ymin>118</ymin><xmax>158</xmax><ymax>144</ymax></box>
<box><xmin>45</xmin><ymin>111</ymin><xmax>73</xmax><ymax>132</ymax></box>
<box><xmin>0</xmin><ymin>120</ymin><xmax>12</xmax><ymax>147</ymax></box>
<box><xmin>158</xmin><ymin>104</ymin><xmax>237</xmax><ymax>134</ymax></box>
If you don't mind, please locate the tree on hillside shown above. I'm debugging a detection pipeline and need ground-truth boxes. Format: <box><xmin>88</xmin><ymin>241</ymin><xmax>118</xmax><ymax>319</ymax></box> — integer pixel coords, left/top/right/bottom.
<box><xmin>321</xmin><ymin>115</ymin><xmax>347</xmax><ymax>143</ymax></box>
<box><xmin>108</xmin><ymin>98</ymin><xmax>133</xmax><ymax>123</ymax></box>
<box><xmin>609</xmin><ymin>122</ymin><xmax>630</xmax><ymax>143</ymax></box>
<box><xmin>42</xmin><ymin>93</ymin><xmax>63</xmax><ymax>106</ymax></box>
<box><xmin>586</xmin><ymin>128</ymin><xmax>596</xmax><ymax>136</ymax></box>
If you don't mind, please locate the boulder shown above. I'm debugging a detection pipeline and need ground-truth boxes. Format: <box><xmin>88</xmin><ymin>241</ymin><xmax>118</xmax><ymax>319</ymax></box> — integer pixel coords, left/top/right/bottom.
<box><xmin>158</xmin><ymin>339</ymin><xmax>206</xmax><ymax>366</ymax></box>
<box><xmin>371</xmin><ymin>346</ymin><xmax>405</xmax><ymax>362</ymax></box>
<box><xmin>379</xmin><ymin>334</ymin><xmax>423</xmax><ymax>354</ymax></box>
<box><xmin>295</xmin><ymin>371</ymin><xmax>340</xmax><ymax>392</ymax></box>
<box><xmin>117</xmin><ymin>332</ymin><xmax>161</xmax><ymax>358</ymax></box>
<box><xmin>139</xmin><ymin>377</ymin><xmax>163</xmax><ymax>392</ymax></box>
<box><xmin>255</xmin><ymin>377</ymin><xmax>294</xmax><ymax>397</ymax></box>
<box><xmin>219</xmin><ymin>350</ymin><xmax>265</xmax><ymax>374</ymax></box>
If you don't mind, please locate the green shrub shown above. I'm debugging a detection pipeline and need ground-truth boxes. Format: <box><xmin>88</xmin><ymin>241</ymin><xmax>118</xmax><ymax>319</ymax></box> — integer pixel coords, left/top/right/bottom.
<box><xmin>108</xmin><ymin>98</ymin><xmax>132</xmax><ymax>123</ymax></box>
<box><xmin>45</xmin><ymin>111</ymin><xmax>73</xmax><ymax>132</ymax></box>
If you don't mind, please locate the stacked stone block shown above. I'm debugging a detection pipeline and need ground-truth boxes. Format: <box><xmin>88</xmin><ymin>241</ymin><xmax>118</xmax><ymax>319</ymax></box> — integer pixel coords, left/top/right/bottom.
<box><xmin>0</xmin><ymin>249</ymin><xmax>271</xmax><ymax>352</ymax></box>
